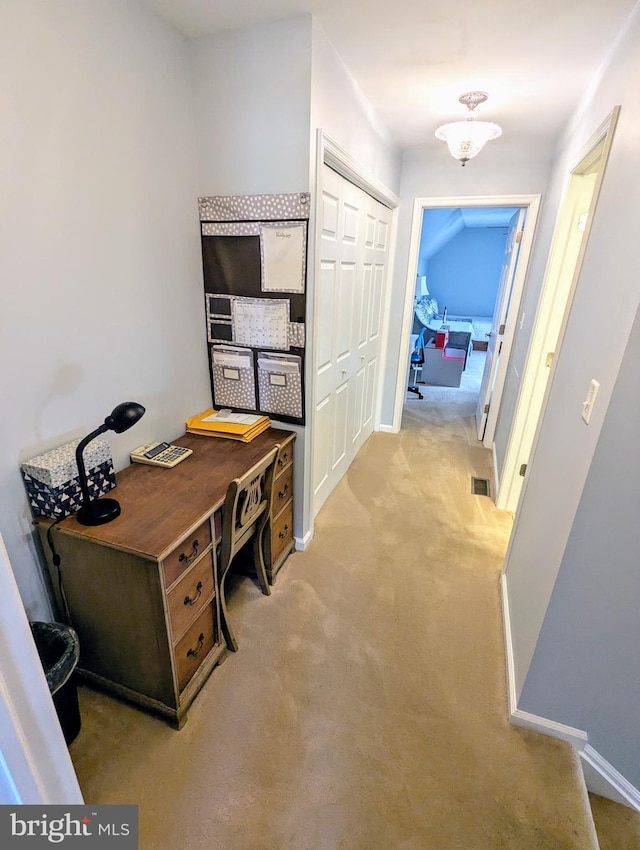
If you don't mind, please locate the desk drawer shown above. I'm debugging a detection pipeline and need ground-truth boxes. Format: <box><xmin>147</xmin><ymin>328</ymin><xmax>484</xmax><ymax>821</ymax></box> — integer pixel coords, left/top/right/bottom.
<box><xmin>275</xmin><ymin>443</ymin><xmax>293</xmax><ymax>477</ymax></box>
<box><xmin>271</xmin><ymin>500</ymin><xmax>293</xmax><ymax>565</ymax></box>
<box><xmin>174</xmin><ymin>602</ymin><xmax>216</xmax><ymax>693</ymax></box>
<box><xmin>167</xmin><ymin>551</ymin><xmax>215</xmax><ymax>643</ymax></box>
<box><xmin>163</xmin><ymin>520</ymin><xmax>212</xmax><ymax>589</ymax></box>
<box><xmin>272</xmin><ymin>464</ymin><xmax>293</xmax><ymax>516</ymax></box>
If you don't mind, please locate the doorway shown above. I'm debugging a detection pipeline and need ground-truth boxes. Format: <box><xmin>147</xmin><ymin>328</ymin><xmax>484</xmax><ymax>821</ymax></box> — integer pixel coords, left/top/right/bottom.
<box><xmin>304</xmin><ymin>132</ymin><xmax>399</xmax><ymax>539</ymax></box>
<box><xmin>496</xmin><ymin>107</ymin><xmax>620</xmax><ymax>513</ymax></box>
<box><xmin>394</xmin><ymin>194</ymin><xmax>541</xmax><ymax>445</ymax></box>
<box><xmin>408</xmin><ymin>205</ymin><xmax>517</xmax><ymax>410</ymax></box>
<box><xmin>312</xmin><ymin>163</ymin><xmax>394</xmax><ymax>517</ymax></box>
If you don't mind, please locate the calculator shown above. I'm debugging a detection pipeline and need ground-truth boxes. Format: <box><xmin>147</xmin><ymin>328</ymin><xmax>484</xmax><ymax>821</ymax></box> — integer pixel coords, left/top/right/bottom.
<box><xmin>130</xmin><ymin>442</ymin><xmax>193</xmax><ymax>468</ymax></box>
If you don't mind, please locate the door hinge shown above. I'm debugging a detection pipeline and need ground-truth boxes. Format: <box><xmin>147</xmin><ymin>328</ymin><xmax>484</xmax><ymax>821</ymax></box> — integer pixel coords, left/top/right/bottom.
<box><xmin>545</xmin><ymin>352</ymin><xmax>554</xmax><ymax>368</ymax></box>
<box><xmin>519</xmin><ymin>463</ymin><xmax>527</xmax><ymax>477</ymax></box>
<box><xmin>484</xmin><ymin>403</ymin><xmax>490</xmax><ymax>414</ymax></box>
<box><xmin>498</xmin><ymin>323</ymin><xmax>506</xmax><ymax>335</ymax></box>
<box><xmin>515</xmin><ymin>230</ymin><xmax>523</xmax><ymax>243</ymax></box>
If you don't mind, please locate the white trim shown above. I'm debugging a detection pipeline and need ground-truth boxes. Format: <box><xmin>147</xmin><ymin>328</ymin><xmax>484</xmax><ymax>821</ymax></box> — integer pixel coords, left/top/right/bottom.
<box><xmin>321</xmin><ymin>133</ymin><xmax>399</xmax><ymax>210</ymax></box>
<box><xmin>377</xmin><ymin>424</ymin><xmax>395</xmax><ymax>434</ymax></box>
<box><xmin>496</xmin><ymin>107</ymin><xmax>621</xmax><ymax>513</ymax></box>
<box><xmin>294</xmin><ymin>530</ymin><xmax>313</xmax><ymax>551</ymax></box>
<box><xmin>0</xmin><ymin>534</ymin><xmax>83</xmax><ymax>804</ymax></box>
<box><xmin>491</xmin><ymin>441</ymin><xmax>500</xmax><ymax>496</ymax></box>
<box><xmin>374</xmin><ymin>207</ymin><xmax>400</xmax><ymax>432</ymax></box>
<box><xmin>501</xmin><ymin>573</ymin><xmax>640</xmax><ymax>811</ymax></box>
<box><xmin>581</xmin><ymin>745</ymin><xmax>640</xmax><ymax>811</ymax></box>
<box><xmin>392</xmin><ymin>194</ymin><xmax>541</xmax><ymax>434</ymax></box>
<box><xmin>501</xmin><ymin>572</ymin><xmax>519</xmax><ymax>717</ymax></box>
<box><xmin>482</xmin><ymin>199</ymin><xmax>540</xmax><ymax>447</ymax></box>
<box><xmin>509</xmin><ymin>708</ymin><xmax>588</xmax><ymax>748</ymax></box>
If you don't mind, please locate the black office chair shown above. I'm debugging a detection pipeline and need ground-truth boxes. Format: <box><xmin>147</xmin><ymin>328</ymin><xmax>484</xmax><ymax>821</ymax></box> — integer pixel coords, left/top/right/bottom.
<box><xmin>408</xmin><ymin>327</ymin><xmax>427</xmax><ymax>399</ymax></box>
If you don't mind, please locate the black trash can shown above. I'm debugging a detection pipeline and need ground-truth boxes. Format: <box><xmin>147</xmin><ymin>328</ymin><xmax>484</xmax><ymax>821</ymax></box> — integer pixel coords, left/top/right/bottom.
<box><xmin>30</xmin><ymin>621</ymin><xmax>81</xmax><ymax>745</ymax></box>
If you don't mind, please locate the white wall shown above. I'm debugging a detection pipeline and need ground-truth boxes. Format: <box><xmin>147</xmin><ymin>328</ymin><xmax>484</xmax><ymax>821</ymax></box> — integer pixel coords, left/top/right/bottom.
<box><xmin>192</xmin><ymin>16</ymin><xmax>313</xmax><ymax>196</ymax></box>
<box><xmin>191</xmin><ymin>16</ymin><xmax>401</xmax><ymax>544</ymax></box>
<box><xmin>191</xmin><ymin>16</ymin><xmax>317</xmax><ymax>544</ymax></box>
<box><xmin>504</xmin><ymin>2</ymin><xmax>640</xmax><ymax>747</ymax></box>
<box><xmin>380</xmin><ymin>145</ymin><xmax>553</xmax><ymax>426</ymax></box>
<box><xmin>0</xmin><ymin>0</ymin><xmax>209</xmax><ymax>618</ymax></box>
<box><xmin>518</xmin><ymin>305</ymin><xmax>640</xmax><ymax>787</ymax></box>
<box><xmin>309</xmin><ymin>20</ymin><xmax>401</xmax><ymax>194</ymax></box>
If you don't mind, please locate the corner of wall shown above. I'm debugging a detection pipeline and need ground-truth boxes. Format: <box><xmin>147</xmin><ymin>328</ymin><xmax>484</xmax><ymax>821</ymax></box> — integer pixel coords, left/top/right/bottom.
<box><xmin>500</xmin><ymin>573</ymin><xmax>640</xmax><ymax>811</ymax></box>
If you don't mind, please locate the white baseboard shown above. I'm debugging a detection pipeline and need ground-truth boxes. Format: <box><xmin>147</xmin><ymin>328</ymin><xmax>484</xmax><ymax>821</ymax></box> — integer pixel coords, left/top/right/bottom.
<box><xmin>581</xmin><ymin>745</ymin><xmax>640</xmax><ymax>810</ymax></box>
<box><xmin>500</xmin><ymin>573</ymin><xmax>640</xmax><ymax>811</ymax></box>
<box><xmin>491</xmin><ymin>441</ymin><xmax>500</xmax><ymax>495</ymax></box>
<box><xmin>294</xmin><ymin>531</ymin><xmax>313</xmax><ymax>551</ymax></box>
<box><xmin>510</xmin><ymin>707</ymin><xmax>588</xmax><ymax>747</ymax></box>
<box><xmin>377</xmin><ymin>423</ymin><xmax>395</xmax><ymax>434</ymax></box>
<box><xmin>500</xmin><ymin>572</ymin><xmax>519</xmax><ymax>718</ymax></box>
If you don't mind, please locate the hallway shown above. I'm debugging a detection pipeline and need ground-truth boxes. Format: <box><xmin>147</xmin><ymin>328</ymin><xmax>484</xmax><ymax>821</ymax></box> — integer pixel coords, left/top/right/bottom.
<box><xmin>69</xmin><ymin>385</ymin><xmax>598</xmax><ymax>848</ymax></box>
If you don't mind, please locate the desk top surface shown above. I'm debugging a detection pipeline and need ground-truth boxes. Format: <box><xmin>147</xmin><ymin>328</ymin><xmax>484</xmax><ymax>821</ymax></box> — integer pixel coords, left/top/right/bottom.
<box><xmin>55</xmin><ymin>428</ymin><xmax>295</xmax><ymax>560</ymax></box>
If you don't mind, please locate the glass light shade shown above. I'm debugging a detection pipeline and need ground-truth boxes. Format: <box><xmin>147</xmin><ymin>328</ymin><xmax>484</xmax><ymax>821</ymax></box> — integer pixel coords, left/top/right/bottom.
<box><xmin>435</xmin><ymin>118</ymin><xmax>502</xmax><ymax>165</ymax></box>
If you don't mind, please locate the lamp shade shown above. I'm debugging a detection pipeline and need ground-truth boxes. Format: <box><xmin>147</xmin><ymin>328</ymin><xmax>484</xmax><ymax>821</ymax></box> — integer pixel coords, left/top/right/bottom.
<box><xmin>435</xmin><ymin>119</ymin><xmax>502</xmax><ymax>166</ymax></box>
<box><xmin>106</xmin><ymin>402</ymin><xmax>146</xmax><ymax>433</ymax></box>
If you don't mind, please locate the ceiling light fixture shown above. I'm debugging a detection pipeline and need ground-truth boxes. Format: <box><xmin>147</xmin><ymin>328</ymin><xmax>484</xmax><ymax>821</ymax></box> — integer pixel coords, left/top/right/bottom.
<box><xmin>435</xmin><ymin>91</ymin><xmax>502</xmax><ymax>166</ymax></box>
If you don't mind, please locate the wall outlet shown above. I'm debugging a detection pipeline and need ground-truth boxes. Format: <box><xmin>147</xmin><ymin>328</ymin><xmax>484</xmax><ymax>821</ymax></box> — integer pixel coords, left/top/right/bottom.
<box><xmin>581</xmin><ymin>379</ymin><xmax>600</xmax><ymax>424</ymax></box>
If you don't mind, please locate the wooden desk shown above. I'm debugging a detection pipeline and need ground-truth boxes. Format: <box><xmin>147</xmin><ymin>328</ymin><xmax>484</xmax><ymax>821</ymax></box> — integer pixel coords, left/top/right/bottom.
<box><xmin>39</xmin><ymin>428</ymin><xmax>295</xmax><ymax>728</ymax></box>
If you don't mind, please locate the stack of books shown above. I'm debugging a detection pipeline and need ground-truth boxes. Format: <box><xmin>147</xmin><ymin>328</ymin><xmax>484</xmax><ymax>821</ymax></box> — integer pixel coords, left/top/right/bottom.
<box><xmin>185</xmin><ymin>408</ymin><xmax>271</xmax><ymax>443</ymax></box>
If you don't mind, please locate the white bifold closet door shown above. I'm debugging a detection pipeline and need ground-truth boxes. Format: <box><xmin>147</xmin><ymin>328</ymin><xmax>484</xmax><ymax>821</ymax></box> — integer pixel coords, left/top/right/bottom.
<box><xmin>312</xmin><ymin>164</ymin><xmax>392</xmax><ymax>517</ymax></box>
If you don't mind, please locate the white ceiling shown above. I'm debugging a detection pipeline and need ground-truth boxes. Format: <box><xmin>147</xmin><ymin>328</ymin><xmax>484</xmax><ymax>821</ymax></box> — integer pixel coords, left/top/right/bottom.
<box><xmin>138</xmin><ymin>0</ymin><xmax>637</xmax><ymax>151</ymax></box>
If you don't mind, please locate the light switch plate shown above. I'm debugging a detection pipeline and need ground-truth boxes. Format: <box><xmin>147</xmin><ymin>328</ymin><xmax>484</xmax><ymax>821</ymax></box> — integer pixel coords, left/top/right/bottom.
<box><xmin>581</xmin><ymin>379</ymin><xmax>600</xmax><ymax>424</ymax></box>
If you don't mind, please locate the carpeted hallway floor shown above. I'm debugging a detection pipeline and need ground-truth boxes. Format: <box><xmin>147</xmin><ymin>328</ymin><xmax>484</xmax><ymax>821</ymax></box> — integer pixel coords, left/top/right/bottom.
<box><xmin>69</xmin><ymin>349</ymin><xmax>608</xmax><ymax>848</ymax></box>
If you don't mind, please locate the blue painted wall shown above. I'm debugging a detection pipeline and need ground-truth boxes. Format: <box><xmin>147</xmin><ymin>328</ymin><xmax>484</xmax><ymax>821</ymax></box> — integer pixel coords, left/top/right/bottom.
<box><xmin>417</xmin><ymin>209</ymin><xmax>463</xmax><ymax>276</ymax></box>
<box><xmin>427</xmin><ymin>226</ymin><xmax>508</xmax><ymax>316</ymax></box>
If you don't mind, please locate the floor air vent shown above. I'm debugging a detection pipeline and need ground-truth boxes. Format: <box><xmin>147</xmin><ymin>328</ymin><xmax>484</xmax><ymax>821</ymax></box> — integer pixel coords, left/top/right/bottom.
<box><xmin>471</xmin><ymin>477</ymin><xmax>490</xmax><ymax>497</ymax></box>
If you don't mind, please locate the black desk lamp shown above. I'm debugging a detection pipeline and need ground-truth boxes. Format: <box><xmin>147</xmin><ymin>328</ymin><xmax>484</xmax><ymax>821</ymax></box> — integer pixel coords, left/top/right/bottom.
<box><xmin>75</xmin><ymin>402</ymin><xmax>145</xmax><ymax>526</ymax></box>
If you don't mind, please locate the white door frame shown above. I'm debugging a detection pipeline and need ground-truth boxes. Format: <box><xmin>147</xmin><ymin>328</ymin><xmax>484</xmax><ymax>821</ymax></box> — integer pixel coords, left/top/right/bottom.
<box><xmin>301</xmin><ymin>130</ymin><xmax>399</xmax><ymax>544</ymax></box>
<box><xmin>496</xmin><ymin>107</ymin><xmax>620</xmax><ymax>512</ymax></box>
<box><xmin>392</xmin><ymin>194</ymin><xmax>541</xmax><ymax>434</ymax></box>
<box><xmin>475</xmin><ymin>208</ymin><xmax>526</xmax><ymax>443</ymax></box>
<box><xmin>0</xmin><ymin>533</ymin><xmax>83</xmax><ymax>804</ymax></box>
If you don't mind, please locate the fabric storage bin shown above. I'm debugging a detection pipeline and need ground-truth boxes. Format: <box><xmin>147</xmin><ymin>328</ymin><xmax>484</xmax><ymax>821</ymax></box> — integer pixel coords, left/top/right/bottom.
<box><xmin>257</xmin><ymin>353</ymin><xmax>303</xmax><ymax>419</ymax></box>
<box><xmin>211</xmin><ymin>345</ymin><xmax>257</xmax><ymax>410</ymax></box>
<box><xmin>21</xmin><ymin>438</ymin><xmax>115</xmax><ymax>520</ymax></box>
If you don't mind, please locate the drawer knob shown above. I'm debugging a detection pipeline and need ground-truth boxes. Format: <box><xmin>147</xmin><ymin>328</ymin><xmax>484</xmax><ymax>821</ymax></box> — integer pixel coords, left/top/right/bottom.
<box><xmin>187</xmin><ymin>633</ymin><xmax>205</xmax><ymax>659</ymax></box>
<box><xmin>184</xmin><ymin>581</ymin><xmax>203</xmax><ymax>607</ymax></box>
<box><xmin>278</xmin><ymin>524</ymin><xmax>289</xmax><ymax>539</ymax></box>
<box><xmin>179</xmin><ymin>540</ymin><xmax>199</xmax><ymax>565</ymax></box>
<box><xmin>278</xmin><ymin>484</ymin><xmax>289</xmax><ymax>499</ymax></box>
<box><xmin>277</xmin><ymin>452</ymin><xmax>289</xmax><ymax>467</ymax></box>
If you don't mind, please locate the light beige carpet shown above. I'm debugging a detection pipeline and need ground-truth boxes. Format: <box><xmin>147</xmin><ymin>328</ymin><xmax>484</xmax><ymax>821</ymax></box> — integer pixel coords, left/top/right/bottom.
<box><xmin>589</xmin><ymin>793</ymin><xmax>640</xmax><ymax>849</ymax></box>
<box><xmin>69</xmin><ymin>349</ymin><xmax>601</xmax><ymax>848</ymax></box>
